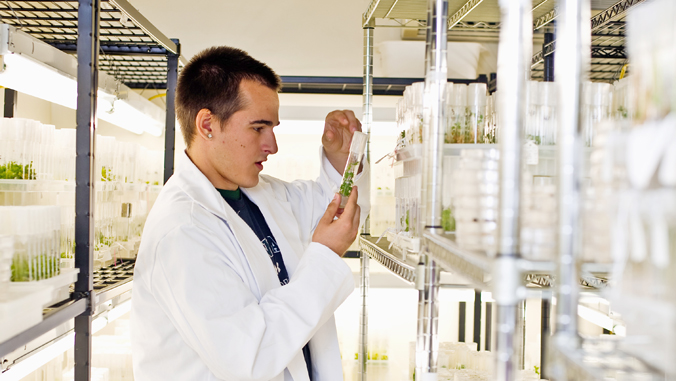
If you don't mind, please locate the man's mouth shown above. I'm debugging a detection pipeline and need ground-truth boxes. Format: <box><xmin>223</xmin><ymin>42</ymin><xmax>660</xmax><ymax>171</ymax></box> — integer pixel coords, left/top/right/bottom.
<box><xmin>255</xmin><ymin>161</ymin><xmax>264</xmax><ymax>170</ymax></box>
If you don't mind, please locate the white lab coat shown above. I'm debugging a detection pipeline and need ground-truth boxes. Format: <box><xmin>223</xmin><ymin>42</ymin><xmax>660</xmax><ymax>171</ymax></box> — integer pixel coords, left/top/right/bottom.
<box><xmin>130</xmin><ymin>149</ymin><xmax>370</xmax><ymax>381</ymax></box>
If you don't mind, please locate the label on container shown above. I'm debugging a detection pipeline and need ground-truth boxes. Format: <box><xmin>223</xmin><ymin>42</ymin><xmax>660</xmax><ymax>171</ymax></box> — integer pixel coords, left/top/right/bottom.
<box><xmin>525</xmin><ymin>140</ymin><xmax>539</xmax><ymax>165</ymax></box>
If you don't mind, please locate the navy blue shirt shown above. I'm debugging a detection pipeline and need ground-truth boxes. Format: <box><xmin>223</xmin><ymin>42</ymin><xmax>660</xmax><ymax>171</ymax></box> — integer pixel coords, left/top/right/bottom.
<box><xmin>218</xmin><ymin>188</ymin><xmax>313</xmax><ymax>379</ymax></box>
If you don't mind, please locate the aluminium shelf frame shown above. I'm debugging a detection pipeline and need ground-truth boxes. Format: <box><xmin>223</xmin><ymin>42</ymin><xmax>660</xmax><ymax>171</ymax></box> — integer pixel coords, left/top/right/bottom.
<box><xmin>0</xmin><ymin>1</ymin><xmax>183</xmax><ymax>379</ymax></box>
<box><xmin>359</xmin><ymin>0</ymin><xmax>633</xmax><ymax>380</ymax></box>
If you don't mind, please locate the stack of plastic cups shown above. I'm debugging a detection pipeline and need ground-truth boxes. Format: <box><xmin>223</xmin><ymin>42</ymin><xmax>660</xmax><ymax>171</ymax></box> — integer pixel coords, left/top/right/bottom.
<box><xmin>36</xmin><ymin>124</ymin><xmax>56</xmax><ymax>180</ymax></box>
<box><xmin>520</xmin><ymin>177</ymin><xmax>557</xmax><ymax>261</ymax></box>
<box><xmin>448</xmin><ymin>84</ymin><xmax>468</xmax><ymax>143</ymax></box>
<box><xmin>539</xmin><ymin>82</ymin><xmax>558</xmax><ymax>145</ymax></box>
<box><xmin>53</xmin><ymin>128</ymin><xmax>76</xmax><ymax>182</ymax></box>
<box><xmin>581</xmin><ymin>81</ymin><xmax>612</xmax><ymax>147</ymax></box>
<box><xmin>467</xmin><ymin>83</ymin><xmax>487</xmax><ymax>143</ymax></box>
<box><xmin>452</xmin><ymin>149</ymin><xmax>499</xmax><ymax>254</ymax></box>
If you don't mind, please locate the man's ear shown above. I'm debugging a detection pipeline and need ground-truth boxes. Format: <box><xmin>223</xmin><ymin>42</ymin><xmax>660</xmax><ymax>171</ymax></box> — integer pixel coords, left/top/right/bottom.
<box><xmin>195</xmin><ymin>109</ymin><xmax>215</xmax><ymax>141</ymax></box>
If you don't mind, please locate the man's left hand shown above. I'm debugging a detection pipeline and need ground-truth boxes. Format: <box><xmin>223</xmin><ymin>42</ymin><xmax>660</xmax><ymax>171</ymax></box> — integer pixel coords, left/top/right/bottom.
<box><xmin>322</xmin><ymin>110</ymin><xmax>362</xmax><ymax>175</ymax></box>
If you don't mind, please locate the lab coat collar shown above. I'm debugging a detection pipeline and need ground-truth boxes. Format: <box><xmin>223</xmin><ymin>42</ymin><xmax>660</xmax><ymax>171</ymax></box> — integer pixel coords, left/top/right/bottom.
<box><xmin>174</xmin><ymin>150</ymin><xmax>230</xmax><ymax>221</ymax></box>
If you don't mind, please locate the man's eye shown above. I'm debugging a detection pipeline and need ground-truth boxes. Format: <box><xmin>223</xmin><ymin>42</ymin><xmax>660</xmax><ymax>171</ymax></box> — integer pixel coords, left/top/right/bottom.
<box><xmin>253</xmin><ymin>127</ymin><xmax>263</xmax><ymax>132</ymax></box>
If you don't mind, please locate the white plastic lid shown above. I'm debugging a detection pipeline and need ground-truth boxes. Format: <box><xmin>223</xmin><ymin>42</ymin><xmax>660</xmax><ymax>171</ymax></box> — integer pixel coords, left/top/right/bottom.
<box><xmin>349</xmin><ymin>131</ymin><xmax>368</xmax><ymax>156</ymax></box>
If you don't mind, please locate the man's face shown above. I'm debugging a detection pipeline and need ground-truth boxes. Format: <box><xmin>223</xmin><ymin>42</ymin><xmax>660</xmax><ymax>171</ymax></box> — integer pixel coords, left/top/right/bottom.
<box><xmin>207</xmin><ymin>79</ymin><xmax>279</xmax><ymax>189</ymax></box>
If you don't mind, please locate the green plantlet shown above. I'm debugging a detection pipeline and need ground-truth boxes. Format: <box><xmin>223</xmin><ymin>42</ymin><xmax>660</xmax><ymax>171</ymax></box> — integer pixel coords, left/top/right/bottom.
<box><xmin>0</xmin><ymin>161</ymin><xmax>36</xmax><ymax>180</ymax></box>
<box><xmin>405</xmin><ymin>210</ymin><xmax>410</xmax><ymax>232</ymax></box>
<box><xmin>442</xmin><ymin>208</ymin><xmax>455</xmax><ymax>231</ymax></box>
<box><xmin>339</xmin><ymin>162</ymin><xmax>356</xmax><ymax>197</ymax></box>
<box><xmin>618</xmin><ymin>105</ymin><xmax>628</xmax><ymax>119</ymax></box>
<box><xmin>534</xmin><ymin>365</ymin><xmax>540</xmax><ymax>375</ymax></box>
<box><xmin>11</xmin><ymin>254</ymin><xmax>60</xmax><ymax>282</ymax></box>
<box><xmin>526</xmin><ymin>134</ymin><xmax>542</xmax><ymax>145</ymax></box>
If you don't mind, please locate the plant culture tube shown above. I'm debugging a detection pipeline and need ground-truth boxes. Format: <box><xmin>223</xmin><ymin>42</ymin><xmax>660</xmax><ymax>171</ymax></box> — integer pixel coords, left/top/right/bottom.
<box><xmin>338</xmin><ymin>131</ymin><xmax>367</xmax><ymax>209</ymax></box>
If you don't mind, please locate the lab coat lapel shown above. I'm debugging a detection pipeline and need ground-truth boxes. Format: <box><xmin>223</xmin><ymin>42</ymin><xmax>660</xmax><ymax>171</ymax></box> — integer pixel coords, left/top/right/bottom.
<box><xmin>220</xmin><ymin>204</ymin><xmax>282</xmax><ymax>298</ymax></box>
<box><xmin>243</xmin><ymin>182</ymin><xmax>303</xmax><ymax>277</ymax></box>
<box><xmin>173</xmin><ymin>152</ymin><xmax>280</xmax><ymax>299</ymax></box>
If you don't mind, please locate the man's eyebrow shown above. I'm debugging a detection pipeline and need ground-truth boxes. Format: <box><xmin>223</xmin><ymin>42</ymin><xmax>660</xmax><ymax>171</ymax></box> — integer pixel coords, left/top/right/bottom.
<box><xmin>250</xmin><ymin>119</ymin><xmax>279</xmax><ymax>126</ymax></box>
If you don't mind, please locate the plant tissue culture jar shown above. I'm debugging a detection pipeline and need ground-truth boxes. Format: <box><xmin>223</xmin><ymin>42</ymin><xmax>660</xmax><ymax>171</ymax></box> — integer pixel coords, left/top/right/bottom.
<box><xmin>338</xmin><ymin>131</ymin><xmax>368</xmax><ymax>209</ymax></box>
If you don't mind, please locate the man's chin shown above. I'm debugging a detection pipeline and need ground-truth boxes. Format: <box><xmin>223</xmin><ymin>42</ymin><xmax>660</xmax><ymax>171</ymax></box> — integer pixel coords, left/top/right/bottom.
<box><xmin>239</xmin><ymin>177</ymin><xmax>260</xmax><ymax>189</ymax></box>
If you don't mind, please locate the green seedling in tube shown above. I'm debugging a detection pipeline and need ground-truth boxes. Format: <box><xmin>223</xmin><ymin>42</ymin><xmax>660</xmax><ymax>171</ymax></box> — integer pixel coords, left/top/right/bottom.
<box><xmin>338</xmin><ymin>131</ymin><xmax>367</xmax><ymax>209</ymax></box>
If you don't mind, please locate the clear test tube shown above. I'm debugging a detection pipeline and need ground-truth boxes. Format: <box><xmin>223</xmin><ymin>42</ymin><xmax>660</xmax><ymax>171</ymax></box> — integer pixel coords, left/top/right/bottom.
<box><xmin>450</xmin><ymin>84</ymin><xmax>467</xmax><ymax>143</ymax></box>
<box><xmin>442</xmin><ymin>156</ymin><xmax>456</xmax><ymax>232</ymax></box>
<box><xmin>412</xmin><ymin>82</ymin><xmax>424</xmax><ymax>144</ymax></box>
<box><xmin>444</xmin><ymin>82</ymin><xmax>455</xmax><ymax>143</ymax></box>
<box><xmin>468</xmin><ymin>83</ymin><xmax>488</xmax><ymax>143</ymax></box>
<box><xmin>525</xmin><ymin>81</ymin><xmax>540</xmax><ymax>143</ymax></box>
<box><xmin>540</xmin><ymin>82</ymin><xmax>558</xmax><ymax>145</ymax></box>
<box><xmin>338</xmin><ymin>131</ymin><xmax>368</xmax><ymax>209</ymax></box>
<box><xmin>585</xmin><ymin>82</ymin><xmax>612</xmax><ymax>146</ymax></box>
<box><xmin>484</xmin><ymin>95</ymin><xmax>497</xmax><ymax>144</ymax></box>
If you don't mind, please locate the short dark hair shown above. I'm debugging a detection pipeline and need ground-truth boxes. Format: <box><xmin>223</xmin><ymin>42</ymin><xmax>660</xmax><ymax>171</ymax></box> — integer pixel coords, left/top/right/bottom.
<box><xmin>175</xmin><ymin>46</ymin><xmax>281</xmax><ymax>147</ymax></box>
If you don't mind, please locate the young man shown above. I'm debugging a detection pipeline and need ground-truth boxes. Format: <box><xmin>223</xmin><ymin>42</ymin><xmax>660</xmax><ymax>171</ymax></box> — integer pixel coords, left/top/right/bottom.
<box><xmin>130</xmin><ymin>46</ymin><xmax>369</xmax><ymax>381</ymax></box>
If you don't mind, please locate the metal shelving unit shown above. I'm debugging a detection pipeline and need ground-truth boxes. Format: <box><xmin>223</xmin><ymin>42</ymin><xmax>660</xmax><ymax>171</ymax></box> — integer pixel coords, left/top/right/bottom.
<box><xmin>358</xmin><ymin>0</ymin><xmax>649</xmax><ymax>380</ymax></box>
<box><xmin>0</xmin><ymin>1</ymin><xmax>183</xmax><ymax>379</ymax></box>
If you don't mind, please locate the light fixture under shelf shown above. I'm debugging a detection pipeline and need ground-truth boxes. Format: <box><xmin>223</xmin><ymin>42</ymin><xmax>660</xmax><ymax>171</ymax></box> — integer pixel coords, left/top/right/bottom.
<box><xmin>0</xmin><ymin>24</ymin><xmax>164</xmax><ymax>137</ymax></box>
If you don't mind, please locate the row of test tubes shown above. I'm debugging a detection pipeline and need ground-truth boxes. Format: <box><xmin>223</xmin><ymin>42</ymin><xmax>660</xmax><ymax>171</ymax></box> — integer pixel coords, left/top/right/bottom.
<box><xmin>0</xmin><ymin>206</ymin><xmax>61</xmax><ymax>283</ymax></box>
<box><xmin>395</xmin><ymin>82</ymin><xmax>495</xmax><ymax>148</ymax></box>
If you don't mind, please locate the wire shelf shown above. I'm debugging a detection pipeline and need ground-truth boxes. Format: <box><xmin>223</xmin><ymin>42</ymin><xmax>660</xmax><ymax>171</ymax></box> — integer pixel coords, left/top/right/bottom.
<box><xmin>359</xmin><ymin>235</ymin><xmax>417</xmax><ymax>284</ymax></box>
<box><xmin>0</xmin><ymin>0</ymin><xmax>182</xmax><ymax>88</ymax></box>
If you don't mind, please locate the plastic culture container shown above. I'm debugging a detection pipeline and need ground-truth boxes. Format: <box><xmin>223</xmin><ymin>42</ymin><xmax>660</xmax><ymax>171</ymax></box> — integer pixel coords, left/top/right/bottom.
<box><xmin>484</xmin><ymin>94</ymin><xmax>498</xmax><ymax>144</ymax></box>
<box><xmin>338</xmin><ymin>131</ymin><xmax>367</xmax><ymax>209</ymax></box>
<box><xmin>467</xmin><ymin>83</ymin><xmax>487</xmax><ymax>143</ymax></box>
<box><xmin>448</xmin><ymin>84</ymin><xmax>468</xmax><ymax>143</ymax></box>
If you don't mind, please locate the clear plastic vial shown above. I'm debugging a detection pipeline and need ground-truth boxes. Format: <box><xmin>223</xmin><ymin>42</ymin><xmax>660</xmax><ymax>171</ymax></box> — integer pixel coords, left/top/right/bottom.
<box><xmin>338</xmin><ymin>131</ymin><xmax>368</xmax><ymax>209</ymax></box>
<box><xmin>467</xmin><ymin>83</ymin><xmax>487</xmax><ymax>143</ymax></box>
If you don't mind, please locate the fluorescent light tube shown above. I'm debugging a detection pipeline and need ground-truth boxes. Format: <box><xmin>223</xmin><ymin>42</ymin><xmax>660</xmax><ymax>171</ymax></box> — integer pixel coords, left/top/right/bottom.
<box><xmin>0</xmin><ymin>24</ymin><xmax>165</xmax><ymax>137</ymax></box>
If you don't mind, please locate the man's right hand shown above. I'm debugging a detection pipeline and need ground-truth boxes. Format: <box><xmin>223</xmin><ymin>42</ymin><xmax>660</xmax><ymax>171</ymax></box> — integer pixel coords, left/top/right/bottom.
<box><xmin>312</xmin><ymin>187</ymin><xmax>361</xmax><ymax>256</ymax></box>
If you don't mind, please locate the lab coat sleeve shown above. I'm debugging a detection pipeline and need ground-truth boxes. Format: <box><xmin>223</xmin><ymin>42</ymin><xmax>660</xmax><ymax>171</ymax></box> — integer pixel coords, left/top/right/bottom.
<box><xmin>266</xmin><ymin>147</ymin><xmax>370</xmax><ymax>246</ymax></box>
<box><xmin>150</xmin><ymin>222</ymin><xmax>354</xmax><ymax>381</ymax></box>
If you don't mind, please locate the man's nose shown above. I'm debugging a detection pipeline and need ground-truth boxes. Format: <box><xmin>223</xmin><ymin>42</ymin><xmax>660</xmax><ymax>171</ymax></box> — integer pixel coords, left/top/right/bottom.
<box><xmin>264</xmin><ymin>131</ymin><xmax>278</xmax><ymax>155</ymax></box>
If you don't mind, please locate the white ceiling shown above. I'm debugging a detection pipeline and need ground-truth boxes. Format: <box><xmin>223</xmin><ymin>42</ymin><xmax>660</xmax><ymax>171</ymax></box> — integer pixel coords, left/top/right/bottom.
<box><xmin>130</xmin><ymin>0</ymin><xmax>385</xmax><ymax>77</ymax></box>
